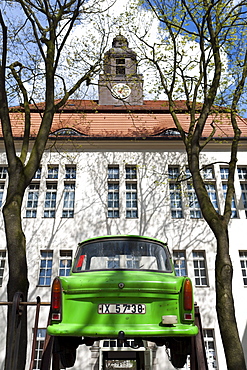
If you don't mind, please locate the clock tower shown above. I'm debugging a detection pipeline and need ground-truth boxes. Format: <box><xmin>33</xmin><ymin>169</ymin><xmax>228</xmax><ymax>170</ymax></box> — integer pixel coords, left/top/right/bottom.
<box><xmin>98</xmin><ymin>34</ymin><xmax>143</xmax><ymax>105</ymax></box>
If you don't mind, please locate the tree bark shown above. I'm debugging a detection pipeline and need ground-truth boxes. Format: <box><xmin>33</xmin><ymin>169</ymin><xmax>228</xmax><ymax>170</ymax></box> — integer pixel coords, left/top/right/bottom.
<box><xmin>215</xmin><ymin>230</ymin><xmax>246</xmax><ymax>369</ymax></box>
<box><xmin>3</xmin><ymin>159</ymin><xmax>29</xmax><ymax>370</ymax></box>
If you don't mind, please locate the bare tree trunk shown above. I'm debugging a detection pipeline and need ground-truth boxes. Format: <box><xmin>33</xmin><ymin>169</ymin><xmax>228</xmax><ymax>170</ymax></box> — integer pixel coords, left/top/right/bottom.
<box><xmin>215</xmin><ymin>232</ymin><xmax>246</xmax><ymax>370</ymax></box>
<box><xmin>3</xmin><ymin>162</ymin><xmax>29</xmax><ymax>370</ymax></box>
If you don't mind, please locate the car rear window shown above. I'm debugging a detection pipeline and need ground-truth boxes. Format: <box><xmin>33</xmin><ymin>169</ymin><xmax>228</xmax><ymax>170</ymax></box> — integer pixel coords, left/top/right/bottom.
<box><xmin>73</xmin><ymin>239</ymin><xmax>172</xmax><ymax>272</ymax></box>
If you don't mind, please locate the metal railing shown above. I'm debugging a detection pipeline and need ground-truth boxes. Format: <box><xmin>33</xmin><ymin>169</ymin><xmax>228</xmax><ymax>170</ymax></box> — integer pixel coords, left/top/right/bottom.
<box><xmin>0</xmin><ymin>293</ymin><xmax>208</xmax><ymax>370</ymax></box>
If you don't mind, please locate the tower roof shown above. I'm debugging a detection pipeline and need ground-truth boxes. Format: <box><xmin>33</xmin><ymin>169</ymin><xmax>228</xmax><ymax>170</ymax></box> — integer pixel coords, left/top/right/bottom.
<box><xmin>104</xmin><ymin>34</ymin><xmax>137</xmax><ymax>59</ymax></box>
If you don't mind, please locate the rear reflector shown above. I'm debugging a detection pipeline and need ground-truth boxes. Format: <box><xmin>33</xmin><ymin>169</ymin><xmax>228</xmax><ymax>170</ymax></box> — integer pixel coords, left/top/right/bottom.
<box><xmin>184</xmin><ymin>278</ymin><xmax>193</xmax><ymax>311</ymax></box>
<box><xmin>52</xmin><ymin>313</ymin><xmax>61</xmax><ymax>321</ymax></box>
<box><xmin>184</xmin><ymin>313</ymin><xmax>193</xmax><ymax>320</ymax></box>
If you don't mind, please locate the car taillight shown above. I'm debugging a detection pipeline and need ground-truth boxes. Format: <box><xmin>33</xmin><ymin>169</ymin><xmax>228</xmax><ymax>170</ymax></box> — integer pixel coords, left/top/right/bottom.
<box><xmin>183</xmin><ymin>278</ymin><xmax>193</xmax><ymax>311</ymax></box>
<box><xmin>51</xmin><ymin>277</ymin><xmax>62</xmax><ymax>321</ymax></box>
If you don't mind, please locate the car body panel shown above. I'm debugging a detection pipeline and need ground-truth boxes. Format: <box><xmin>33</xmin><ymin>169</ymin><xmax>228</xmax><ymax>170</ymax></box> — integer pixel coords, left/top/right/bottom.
<box><xmin>47</xmin><ymin>236</ymin><xmax>198</xmax><ymax>340</ymax></box>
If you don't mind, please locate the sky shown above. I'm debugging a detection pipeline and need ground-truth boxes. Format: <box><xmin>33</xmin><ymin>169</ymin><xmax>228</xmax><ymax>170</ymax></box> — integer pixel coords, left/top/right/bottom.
<box><xmin>1</xmin><ymin>0</ymin><xmax>247</xmax><ymax>116</ymax></box>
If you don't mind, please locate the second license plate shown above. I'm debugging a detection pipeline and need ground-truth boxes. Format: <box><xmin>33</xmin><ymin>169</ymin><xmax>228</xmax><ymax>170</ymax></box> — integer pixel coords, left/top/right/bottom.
<box><xmin>98</xmin><ymin>303</ymin><xmax>146</xmax><ymax>314</ymax></box>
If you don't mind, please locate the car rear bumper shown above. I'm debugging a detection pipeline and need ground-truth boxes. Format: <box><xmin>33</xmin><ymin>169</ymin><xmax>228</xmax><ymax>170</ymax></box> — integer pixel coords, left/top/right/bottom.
<box><xmin>47</xmin><ymin>322</ymin><xmax>198</xmax><ymax>338</ymax></box>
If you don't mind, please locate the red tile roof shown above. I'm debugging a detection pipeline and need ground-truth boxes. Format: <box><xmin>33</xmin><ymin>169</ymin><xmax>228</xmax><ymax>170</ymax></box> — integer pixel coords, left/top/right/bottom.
<box><xmin>4</xmin><ymin>100</ymin><xmax>247</xmax><ymax>139</ymax></box>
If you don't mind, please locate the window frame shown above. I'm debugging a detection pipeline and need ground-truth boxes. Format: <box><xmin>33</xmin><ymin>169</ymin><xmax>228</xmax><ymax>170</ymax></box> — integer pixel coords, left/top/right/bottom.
<box><xmin>192</xmin><ymin>250</ymin><xmax>209</xmax><ymax>287</ymax></box>
<box><xmin>173</xmin><ymin>250</ymin><xmax>187</xmax><ymax>276</ymax></box>
<box><xmin>239</xmin><ymin>251</ymin><xmax>247</xmax><ymax>286</ymax></box>
<box><xmin>38</xmin><ymin>251</ymin><xmax>53</xmax><ymax>286</ymax></box>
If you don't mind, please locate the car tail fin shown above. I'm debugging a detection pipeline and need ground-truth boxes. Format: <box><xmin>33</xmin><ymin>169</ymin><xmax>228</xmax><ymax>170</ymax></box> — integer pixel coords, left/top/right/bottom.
<box><xmin>183</xmin><ymin>278</ymin><xmax>193</xmax><ymax>311</ymax></box>
<box><xmin>51</xmin><ymin>277</ymin><xmax>62</xmax><ymax>321</ymax></box>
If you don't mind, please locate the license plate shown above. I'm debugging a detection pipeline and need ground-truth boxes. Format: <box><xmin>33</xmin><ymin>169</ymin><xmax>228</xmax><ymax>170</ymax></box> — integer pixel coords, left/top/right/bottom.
<box><xmin>98</xmin><ymin>303</ymin><xmax>146</xmax><ymax>314</ymax></box>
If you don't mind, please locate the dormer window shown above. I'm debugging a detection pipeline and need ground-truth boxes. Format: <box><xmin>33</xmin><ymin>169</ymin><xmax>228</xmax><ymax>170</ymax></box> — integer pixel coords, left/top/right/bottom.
<box><xmin>116</xmin><ymin>58</ymin><xmax>125</xmax><ymax>75</ymax></box>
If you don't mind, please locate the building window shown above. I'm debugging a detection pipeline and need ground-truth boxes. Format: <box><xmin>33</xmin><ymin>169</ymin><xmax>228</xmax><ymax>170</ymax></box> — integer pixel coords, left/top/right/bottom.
<box><xmin>239</xmin><ymin>251</ymin><xmax>247</xmax><ymax>286</ymax></box>
<box><xmin>116</xmin><ymin>58</ymin><xmax>125</xmax><ymax>75</ymax></box>
<box><xmin>126</xmin><ymin>183</ymin><xmax>138</xmax><ymax>218</ymax></box>
<box><xmin>59</xmin><ymin>250</ymin><xmax>72</xmax><ymax>276</ymax></box>
<box><xmin>65</xmin><ymin>165</ymin><xmax>76</xmax><ymax>179</ymax></box>
<box><xmin>169</xmin><ymin>183</ymin><xmax>183</xmax><ymax>218</ymax></box>
<box><xmin>44</xmin><ymin>183</ymin><xmax>57</xmax><ymax>218</ymax></box>
<box><xmin>203</xmin><ymin>329</ymin><xmax>218</xmax><ymax>369</ymax></box>
<box><xmin>126</xmin><ymin>166</ymin><xmax>137</xmax><ymax>180</ymax></box>
<box><xmin>0</xmin><ymin>251</ymin><xmax>6</xmax><ymax>287</ymax></box>
<box><xmin>220</xmin><ymin>167</ymin><xmax>229</xmax><ymax>180</ymax></box>
<box><xmin>240</xmin><ymin>184</ymin><xmax>247</xmax><ymax>217</ymax></box>
<box><xmin>222</xmin><ymin>184</ymin><xmax>238</xmax><ymax>218</ymax></box>
<box><xmin>26</xmin><ymin>183</ymin><xmax>39</xmax><ymax>218</ymax></box>
<box><xmin>33</xmin><ymin>167</ymin><xmax>42</xmax><ymax>179</ymax></box>
<box><xmin>168</xmin><ymin>166</ymin><xmax>180</xmax><ymax>180</ymax></box>
<box><xmin>193</xmin><ymin>251</ymin><xmax>208</xmax><ymax>286</ymax></box>
<box><xmin>108</xmin><ymin>165</ymin><xmax>119</xmax><ymax>180</ymax></box>
<box><xmin>47</xmin><ymin>165</ymin><xmax>58</xmax><ymax>179</ymax></box>
<box><xmin>173</xmin><ymin>251</ymin><xmax>187</xmax><ymax>276</ymax></box>
<box><xmin>107</xmin><ymin>165</ymin><xmax>119</xmax><ymax>218</ymax></box>
<box><xmin>0</xmin><ymin>167</ymin><xmax>7</xmax><ymax>179</ymax></box>
<box><xmin>238</xmin><ymin>167</ymin><xmax>247</xmax><ymax>180</ymax></box>
<box><xmin>202</xmin><ymin>166</ymin><xmax>214</xmax><ymax>180</ymax></box>
<box><xmin>126</xmin><ymin>166</ymin><xmax>138</xmax><ymax>218</ymax></box>
<box><xmin>187</xmin><ymin>183</ymin><xmax>202</xmax><ymax>219</ymax></box>
<box><xmin>108</xmin><ymin>183</ymin><xmax>119</xmax><ymax>218</ymax></box>
<box><xmin>205</xmin><ymin>184</ymin><xmax>219</xmax><ymax>212</ymax></box>
<box><xmin>0</xmin><ymin>183</ymin><xmax>4</xmax><ymax>207</ymax></box>
<box><xmin>168</xmin><ymin>166</ymin><xmax>183</xmax><ymax>218</ymax></box>
<box><xmin>102</xmin><ymin>339</ymin><xmax>137</xmax><ymax>348</ymax></box>
<box><xmin>33</xmin><ymin>328</ymin><xmax>46</xmax><ymax>370</ymax></box>
<box><xmin>38</xmin><ymin>251</ymin><xmax>53</xmax><ymax>286</ymax></box>
<box><xmin>62</xmin><ymin>183</ymin><xmax>75</xmax><ymax>218</ymax></box>
<box><xmin>238</xmin><ymin>167</ymin><xmax>247</xmax><ymax>217</ymax></box>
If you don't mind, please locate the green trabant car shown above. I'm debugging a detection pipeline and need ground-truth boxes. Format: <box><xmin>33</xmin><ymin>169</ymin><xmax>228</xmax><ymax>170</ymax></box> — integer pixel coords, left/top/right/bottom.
<box><xmin>47</xmin><ymin>235</ymin><xmax>198</xmax><ymax>368</ymax></box>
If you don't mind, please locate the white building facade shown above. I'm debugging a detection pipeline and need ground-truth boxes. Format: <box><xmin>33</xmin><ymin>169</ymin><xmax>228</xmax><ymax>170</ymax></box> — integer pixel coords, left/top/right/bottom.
<box><xmin>0</xmin><ymin>35</ymin><xmax>247</xmax><ymax>369</ymax></box>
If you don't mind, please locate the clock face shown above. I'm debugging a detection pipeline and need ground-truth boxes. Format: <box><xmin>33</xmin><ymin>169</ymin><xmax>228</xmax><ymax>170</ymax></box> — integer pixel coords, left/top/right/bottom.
<box><xmin>111</xmin><ymin>83</ymin><xmax>131</xmax><ymax>99</ymax></box>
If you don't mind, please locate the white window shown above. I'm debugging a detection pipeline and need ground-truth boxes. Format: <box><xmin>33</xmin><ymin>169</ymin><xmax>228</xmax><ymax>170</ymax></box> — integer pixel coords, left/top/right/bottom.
<box><xmin>0</xmin><ymin>251</ymin><xmax>6</xmax><ymax>287</ymax></box>
<box><xmin>237</xmin><ymin>167</ymin><xmax>247</xmax><ymax>180</ymax></box>
<box><xmin>220</xmin><ymin>167</ymin><xmax>229</xmax><ymax>180</ymax></box>
<box><xmin>108</xmin><ymin>165</ymin><xmax>119</xmax><ymax>180</ymax></box>
<box><xmin>168</xmin><ymin>166</ymin><xmax>180</xmax><ymax>180</ymax></box>
<box><xmin>0</xmin><ymin>167</ymin><xmax>7</xmax><ymax>179</ymax></box>
<box><xmin>38</xmin><ymin>251</ymin><xmax>53</xmax><ymax>286</ymax></box>
<box><xmin>44</xmin><ymin>183</ymin><xmax>57</xmax><ymax>218</ymax></box>
<box><xmin>125</xmin><ymin>165</ymin><xmax>137</xmax><ymax>180</ymax></box>
<box><xmin>65</xmin><ymin>165</ymin><xmax>76</xmax><ymax>179</ymax></box>
<box><xmin>240</xmin><ymin>184</ymin><xmax>247</xmax><ymax>217</ymax></box>
<box><xmin>47</xmin><ymin>165</ymin><xmax>58</xmax><ymax>179</ymax></box>
<box><xmin>33</xmin><ymin>167</ymin><xmax>42</xmax><ymax>179</ymax></box>
<box><xmin>187</xmin><ymin>183</ymin><xmax>202</xmax><ymax>219</ymax></box>
<box><xmin>107</xmin><ymin>166</ymin><xmax>119</xmax><ymax>218</ymax></box>
<box><xmin>193</xmin><ymin>251</ymin><xmax>208</xmax><ymax>286</ymax></box>
<box><xmin>222</xmin><ymin>184</ymin><xmax>238</xmax><ymax>218</ymax></box>
<box><xmin>108</xmin><ymin>183</ymin><xmax>119</xmax><ymax>218</ymax></box>
<box><xmin>59</xmin><ymin>250</ymin><xmax>72</xmax><ymax>276</ymax></box>
<box><xmin>238</xmin><ymin>167</ymin><xmax>247</xmax><ymax>217</ymax></box>
<box><xmin>126</xmin><ymin>183</ymin><xmax>138</xmax><ymax>218</ymax></box>
<box><xmin>203</xmin><ymin>329</ymin><xmax>218</xmax><ymax>369</ymax></box>
<box><xmin>26</xmin><ymin>183</ymin><xmax>39</xmax><ymax>218</ymax></box>
<box><xmin>206</xmin><ymin>184</ymin><xmax>219</xmax><ymax>212</ymax></box>
<box><xmin>0</xmin><ymin>183</ymin><xmax>4</xmax><ymax>207</ymax></box>
<box><xmin>202</xmin><ymin>167</ymin><xmax>214</xmax><ymax>180</ymax></box>
<box><xmin>33</xmin><ymin>328</ymin><xmax>46</xmax><ymax>370</ymax></box>
<box><xmin>126</xmin><ymin>166</ymin><xmax>138</xmax><ymax>218</ymax></box>
<box><xmin>239</xmin><ymin>251</ymin><xmax>247</xmax><ymax>286</ymax></box>
<box><xmin>169</xmin><ymin>183</ymin><xmax>183</xmax><ymax>218</ymax></box>
<box><xmin>173</xmin><ymin>251</ymin><xmax>187</xmax><ymax>276</ymax></box>
<box><xmin>62</xmin><ymin>183</ymin><xmax>75</xmax><ymax>217</ymax></box>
